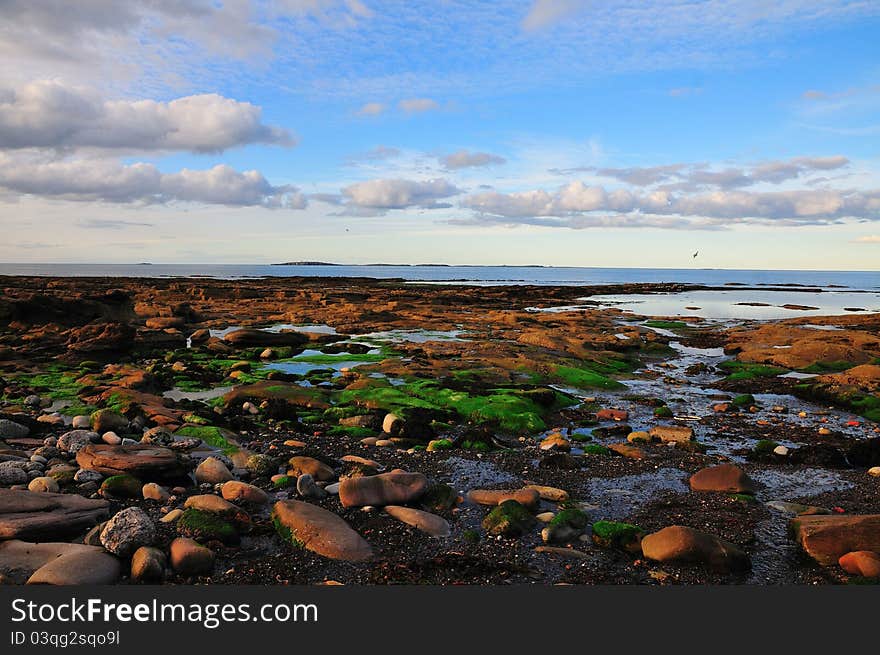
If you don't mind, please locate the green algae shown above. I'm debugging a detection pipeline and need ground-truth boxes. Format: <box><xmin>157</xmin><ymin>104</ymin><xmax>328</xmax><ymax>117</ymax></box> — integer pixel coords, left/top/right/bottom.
<box><xmin>590</xmin><ymin>520</ymin><xmax>643</xmax><ymax>549</ymax></box>
<box><xmin>178</xmin><ymin>508</ymin><xmax>239</xmax><ymax>544</ymax></box>
<box><xmin>718</xmin><ymin>361</ymin><xmax>788</xmax><ymax>381</ymax></box>
<box><xmin>643</xmin><ymin>320</ymin><xmax>688</xmax><ymax>330</ymax></box>
<box><xmin>175</xmin><ymin>425</ymin><xmax>237</xmax><ymax>453</ymax></box>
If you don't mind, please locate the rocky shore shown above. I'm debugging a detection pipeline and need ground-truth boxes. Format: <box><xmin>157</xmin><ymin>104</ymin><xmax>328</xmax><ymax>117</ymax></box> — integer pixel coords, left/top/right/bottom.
<box><xmin>0</xmin><ymin>275</ymin><xmax>878</xmax><ymax>585</ymax></box>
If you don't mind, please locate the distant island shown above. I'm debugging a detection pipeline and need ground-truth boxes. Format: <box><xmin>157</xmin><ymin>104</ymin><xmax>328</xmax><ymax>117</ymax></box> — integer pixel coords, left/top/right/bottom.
<box><xmin>272</xmin><ymin>261</ymin><xmax>341</xmax><ymax>266</ymax></box>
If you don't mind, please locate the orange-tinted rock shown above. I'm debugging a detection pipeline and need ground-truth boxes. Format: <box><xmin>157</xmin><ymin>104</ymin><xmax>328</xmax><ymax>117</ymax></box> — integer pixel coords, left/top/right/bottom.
<box><xmin>607</xmin><ymin>442</ymin><xmax>646</xmax><ymax>460</ymax></box>
<box><xmin>76</xmin><ymin>443</ymin><xmax>186</xmax><ymax>479</ymax></box>
<box><xmin>597</xmin><ymin>409</ymin><xmax>628</xmax><ymax>421</ymax></box>
<box><xmin>641</xmin><ymin>525</ymin><xmax>750</xmax><ymax>572</ymax></box>
<box><xmin>384</xmin><ymin>505</ymin><xmax>450</xmax><ymax>537</ymax></box>
<box><xmin>466</xmin><ymin>488</ymin><xmax>540</xmax><ymax>510</ymax></box>
<box><xmin>272</xmin><ymin>500</ymin><xmax>372</xmax><ymax>561</ymax></box>
<box><xmin>288</xmin><ymin>456</ymin><xmax>335</xmax><ymax>482</ymax></box>
<box><xmin>838</xmin><ymin>550</ymin><xmax>880</xmax><ymax>578</ymax></box>
<box><xmin>339</xmin><ymin>471</ymin><xmax>428</xmax><ymax>508</ymax></box>
<box><xmin>649</xmin><ymin>425</ymin><xmax>693</xmax><ymax>443</ymax></box>
<box><xmin>0</xmin><ymin>489</ymin><xmax>110</xmax><ymax>540</ymax></box>
<box><xmin>689</xmin><ymin>464</ymin><xmax>756</xmax><ymax>493</ymax></box>
<box><xmin>790</xmin><ymin>514</ymin><xmax>880</xmax><ymax>566</ymax></box>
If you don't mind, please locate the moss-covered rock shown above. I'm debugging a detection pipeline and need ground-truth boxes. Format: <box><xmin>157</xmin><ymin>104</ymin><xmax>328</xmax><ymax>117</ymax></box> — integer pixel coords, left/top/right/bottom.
<box><xmin>653</xmin><ymin>405</ymin><xmax>673</xmax><ymax>418</ymax></box>
<box><xmin>426</xmin><ymin>438</ymin><xmax>454</xmax><ymax>452</ymax></box>
<box><xmin>591</xmin><ymin>520</ymin><xmax>644</xmax><ymax>551</ymax></box>
<box><xmin>482</xmin><ymin>500</ymin><xmax>536</xmax><ymax>537</ymax></box>
<box><xmin>732</xmin><ymin>393</ymin><xmax>756</xmax><ymax>407</ymax></box>
<box><xmin>177</xmin><ymin>508</ymin><xmax>239</xmax><ymax>545</ymax></box>
<box><xmin>420</xmin><ymin>482</ymin><xmax>459</xmax><ymax>512</ymax></box>
<box><xmin>100</xmin><ymin>474</ymin><xmax>143</xmax><ymax>498</ymax></box>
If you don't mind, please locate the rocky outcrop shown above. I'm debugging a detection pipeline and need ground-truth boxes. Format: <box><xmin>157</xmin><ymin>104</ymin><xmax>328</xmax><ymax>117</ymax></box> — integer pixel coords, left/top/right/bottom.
<box><xmin>76</xmin><ymin>444</ymin><xmax>187</xmax><ymax>479</ymax></box>
<box><xmin>790</xmin><ymin>514</ymin><xmax>880</xmax><ymax>566</ymax></box>
<box><xmin>0</xmin><ymin>489</ymin><xmax>110</xmax><ymax>540</ymax></box>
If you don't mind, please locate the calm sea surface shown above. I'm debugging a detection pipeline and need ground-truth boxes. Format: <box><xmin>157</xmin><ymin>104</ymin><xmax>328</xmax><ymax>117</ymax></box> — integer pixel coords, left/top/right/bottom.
<box><xmin>0</xmin><ymin>263</ymin><xmax>877</xmax><ymax>289</ymax></box>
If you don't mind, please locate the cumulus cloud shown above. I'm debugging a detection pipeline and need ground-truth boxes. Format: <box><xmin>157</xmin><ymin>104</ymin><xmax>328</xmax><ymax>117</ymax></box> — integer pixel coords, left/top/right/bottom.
<box><xmin>398</xmin><ymin>98</ymin><xmax>439</xmax><ymax>113</ymax></box>
<box><xmin>0</xmin><ymin>154</ymin><xmax>306</xmax><ymax>209</ymax></box>
<box><xmin>440</xmin><ymin>149</ymin><xmax>506</xmax><ymax>169</ymax></box>
<box><xmin>341</xmin><ymin>178</ymin><xmax>460</xmax><ymax>212</ymax></box>
<box><xmin>0</xmin><ymin>80</ymin><xmax>294</xmax><ymax>153</ymax></box>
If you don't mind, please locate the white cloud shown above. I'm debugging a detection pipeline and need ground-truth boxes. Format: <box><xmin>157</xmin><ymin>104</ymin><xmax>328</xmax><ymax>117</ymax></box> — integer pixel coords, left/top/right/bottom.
<box><xmin>440</xmin><ymin>149</ymin><xmax>506</xmax><ymax>169</ymax></box>
<box><xmin>341</xmin><ymin>178</ymin><xmax>460</xmax><ymax>211</ymax></box>
<box><xmin>0</xmin><ymin>154</ymin><xmax>306</xmax><ymax>209</ymax></box>
<box><xmin>853</xmin><ymin>235</ymin><xmax>880</xmax><ymax>243</ymax></box>
<box><xmin>461</xmin><ymin>180</ymin><xmax>880</xmax><ymax>228</ymax></box>
<box><xmin>521</xmin><ymin>0</ymin><xmax>584</xmax><ymax>31</ymax></box>
<box><xmin>0</xmin><ymin>80</ymin><xmax>294</xmax><ymax>153</ymax></box>
<box><xmin>356</xmin><ymin>102</ymin><xmax>386</xmax><ymax>116</ymax></box>
<box><xmin>398</xmin><ymin>98</ymin><xmax>439</xmax><ymax>113</ymax></box>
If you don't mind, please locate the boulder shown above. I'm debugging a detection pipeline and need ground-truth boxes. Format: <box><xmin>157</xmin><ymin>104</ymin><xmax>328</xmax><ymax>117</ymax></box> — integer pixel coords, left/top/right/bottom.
<box><xmin>272</xmin><ymin>500</ymin><xmax>373</xmax><ymax>561</ymax></box>
<box><xmin>0</xmin><ymin>419</ymin><xmax>29</xmax><ymax>439</ymax></box>
<box><xmin>76</xmin><ymin>444</ymin><xmax>186</xmax><ymax>479</ymax></box>
<box><xmin>100</xmin><ymin>507</ymin><xmax>156</xmax><ymax>557</ymax></box>
<box><xmin>288</xmin><ymin>456</ymin><xmax>335</xmax><ymax>482</ymax></box>
<box><xmin>838</xmin><ymin>551</ymin><xmax>880</xmax><ymax>578</ymax></box>
<box><xmin>689</xmin><ymin>464</ymin><xmax>757</xmax><ymax>493</ymax></box>
<box><xmin>131</xmin><ymin>546</ymin><xmax>167</xmax><ymax>582</ymax></box>
<box><xmin>339</xmin><ymin>471</ymin><xmax>428</xmax><ymax>507</ymax></box>
<box><xmin>221</xmin><ymin>481</ymin><xmax>268</xmax><ymax>504</ymax></box>
<box><xmin>467</xmin><ymin>488</ymin><xmax>540</xmax><ymax>510</ymax></box>
<box><xmin>169</xmin><ymin>537</ymin><xmax>215</xmax><ymax>576</ymax></box>
<box><xmin>90</xmin><ymin>409</ymin><xmax>128</xmax><ymax>434</ymax></box>
<box><xmin>27</xmin><ymin>476</ymin><xmax>59</xmax><ymax>493</ymax></box>
<box><xmin>385</xmin><ymin>505</ymin><xmax>450</xmax><ymax>537</ymax></box>
<box><xmin>790</xmin><ymin>514</ymin><xmax>880</xmax><ymax>566</ymax></box>
<box><xmin>482</xmin><ymin>500</ymin><xmax>536</xmax><ymax>537</ymax></box>
<box><xmin>58</xmin><ymin>429</ymin><xmax>98</xmax><ymax>455</ymax></box>
<box><xmin>195</xmin><ymin>457</ymin><xmax>233</xmax><ymax>484</ymax></box>
<box><xmin>382</xmin><ymin>413</ymin><xmax>404</xmax><ymax>436</ymax></box>
<box><xmin>641</xmin><ymin>525</ymin><xmax>750</xmax><ymax>572</ymax></box>
<box><xmin>0</xmin><ymin>489</ymin><xmax>109</xmax><ymax>540</ymax></box>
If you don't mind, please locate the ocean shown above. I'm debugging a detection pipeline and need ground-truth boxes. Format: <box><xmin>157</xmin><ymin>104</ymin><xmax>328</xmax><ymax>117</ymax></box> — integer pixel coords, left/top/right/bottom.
<box><xmin>0</xmin><ymin>263</ymin><xmax>877</xmax><ymax>290</ymax></box>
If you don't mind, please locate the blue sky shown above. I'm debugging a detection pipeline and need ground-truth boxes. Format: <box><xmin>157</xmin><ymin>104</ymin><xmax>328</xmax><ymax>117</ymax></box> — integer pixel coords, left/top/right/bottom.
<box><xmin>0</xmin><ymin>1</ymin><xmax>879</xmax><ymax>268</ymax></box>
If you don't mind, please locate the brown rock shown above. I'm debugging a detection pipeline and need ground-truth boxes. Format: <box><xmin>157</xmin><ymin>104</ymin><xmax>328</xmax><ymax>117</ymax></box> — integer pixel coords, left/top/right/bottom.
<box><xmin>221</xmin><ymin>481</ymin><xmax>268</xmax><ymax>504</ymax></box>
<box><xmin>288</xmin><ymin>456</ymin><xmax>335</xmax><ymax>482</ymax></box>
<box><xmin>272</xmin><ymin>500</ymin><xmax>372</xmax><ymax>561</ymax></box>
<box><xmin>539</xmin><ymin>432</ymin><xmax>571</xmax><ymax>452</ymax></box>
<box><xmin>130</xmin><ymin>546</ymin><xmax>166</xmax><ymax>582</ymax></box>
<box><xmin>195</xmin><ymin>457</ymin><xmax>233</xmax><ymax>484</ymax></box>
<box><xmin>76</xmin><ymin>443</ymin><xmax>186</xmax><ymax>479</ymax></box>
<box><xmin>466</xmin><ymin>488</ymin><xmax>540</xmax><ymax>510</ymax></box>
<box><xmin>607</xmin><ymin>442</ymin><xmax>646</xmax><ymax>460</ymax></box>
<box><xmin>0</xmin><ymin>489</ymin><xmax>110</xmax><ymax>540</ymax></box>
<box><xmin>641</xmin><ymin>525</ymin><xmax>750</xmax><ymax>572</ymax></box>
<box><xmin>790</xmin><ymin>514</ymin><xmax>880</xmax><ymax>566</ymax></box>
<box><xmin>649</xmin><ymin>425</ymin><xmax>693</xmax><ymax>443</ymax></box>
<box><xmin>169</xmin><ymin>537</ymin><xmax>215</xmax><ymax>575</ymax></box>
<box><xmin>0</xmin><ymin>540</ymin><xmax>102</xmax><ymax>584</ymax></box>
<box><xmin>27</xmin><ymin>549</ymin><xmax>121</xmax><ymax>585</ymax></box>
<box><xmin>596</xmin><ymin>409</ymin><xmax>628</xmax><ymax>421</ymax></box>
<box><xmin>838</xmin><ymin>550</ymin><xmax>880</xmax><ymax>578</ymax></box>
<box><xmin>339</xmin><ymin>471</ymin><xmax>428</xmax><ymax>508</ymax></box>
<box><xmin>385</xmin><ymin>505</ymin><xmax>450</xmax><ymax>537</ymax></box>
<box><xmin>524</xmin><ymin>484</ymin><xmax>569</xmax><ymax>502</ymax></box>
<box><xmin>689</xmin><ymin>464</ymin><xmax>757</xmax><ymax>493</ymax></box>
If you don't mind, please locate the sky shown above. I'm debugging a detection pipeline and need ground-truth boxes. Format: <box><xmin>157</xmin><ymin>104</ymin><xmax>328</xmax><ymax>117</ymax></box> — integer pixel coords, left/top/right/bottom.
<box><xmin>0</xmin><ymin>0</ymin><xmax>879</xmax><ymax>270</ymax></box>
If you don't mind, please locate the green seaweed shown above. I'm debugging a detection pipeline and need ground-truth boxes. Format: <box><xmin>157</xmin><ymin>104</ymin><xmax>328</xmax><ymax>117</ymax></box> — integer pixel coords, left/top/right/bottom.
<box><xmin>175</xmin><ymin>425</ymin><xmax>237</xmax><ymax>453</ymax></box>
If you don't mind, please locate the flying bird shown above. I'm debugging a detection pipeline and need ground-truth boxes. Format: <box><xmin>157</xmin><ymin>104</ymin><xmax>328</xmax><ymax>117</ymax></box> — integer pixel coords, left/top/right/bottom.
<box><xmin>692</xmin><ymin>250</ymin><xmax>699</xmax><ymax>259</ymax></box>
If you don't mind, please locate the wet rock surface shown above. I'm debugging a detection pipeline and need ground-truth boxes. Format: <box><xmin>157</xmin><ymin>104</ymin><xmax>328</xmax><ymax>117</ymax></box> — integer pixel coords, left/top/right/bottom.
<box><xmin>0</xmin><ymin>276</ymin><xmax>878</xmax><ymax>585</ymax></box>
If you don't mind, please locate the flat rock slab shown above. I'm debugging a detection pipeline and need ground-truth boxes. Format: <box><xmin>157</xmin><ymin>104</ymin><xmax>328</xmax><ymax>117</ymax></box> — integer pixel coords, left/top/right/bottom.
<box><xmin>385</xmin><ymin>505</ymin><xmax>450</xmax><ymax>537</ymax></box>
<box><xmin>0</xmin><ymin>489</ymin><xmax>110</xmax><ymax>541</ymax></box>
<box><xmin>272</xmin><ymin>500</ymin><xmax>372</xmax><ymax>562</ymax></box>
<box><xmin>0</xmin><ymin>540</ymin><xmax>102</xmax><ymax>584</ymax></box>
<box><xmin>790</xmin><ymin>514</ymin><xmax>880</xmax><ymax>566</ymax></box>
<box><xmin>76</xmin><ymin>443</ymin><xmax>187</xmax><ymax>479</ymax></box>
<box><xmin>689</xmin><ymin>464</ymin><xmax>757</xmax><ymax>493</ymax></box>
<box><xmin>27</xmin><ymin>549</ymin><xmax>121</xmax><ymax>585</ymax></box>
<box><xmin>649</xmin><ymin>425</ymin><xmax>694</xmax><ymax>443</ymax></box>
<box><xmin>467</xmin><ymin>488</ymin><xmax>540</xmax><ymax>510</ymax></box>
